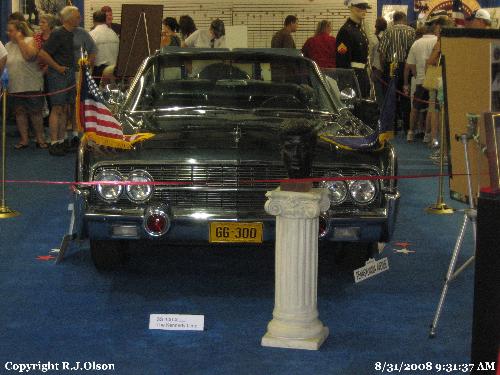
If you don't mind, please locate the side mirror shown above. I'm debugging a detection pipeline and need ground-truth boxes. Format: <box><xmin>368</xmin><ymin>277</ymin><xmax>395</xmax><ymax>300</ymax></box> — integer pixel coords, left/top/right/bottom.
<box><xmin>340</xmin><ymin>87</ymin><xmax>357</xmax><ymax>101</ymax></box>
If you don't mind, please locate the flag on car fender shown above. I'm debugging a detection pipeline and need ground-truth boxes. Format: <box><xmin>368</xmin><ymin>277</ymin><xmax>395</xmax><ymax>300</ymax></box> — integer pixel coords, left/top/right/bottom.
<box><xmin>76</xmin><ymin>58</ymin><xmax>154</xmax><ymax>149</ymax></box>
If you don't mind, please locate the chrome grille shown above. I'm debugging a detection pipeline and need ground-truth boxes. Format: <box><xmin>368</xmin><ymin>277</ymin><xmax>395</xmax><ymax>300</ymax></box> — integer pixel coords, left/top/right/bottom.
<box><xmin>91</xmin><ymin>163</ymin><xmax>381</xmax><ymax>210</ymax></box>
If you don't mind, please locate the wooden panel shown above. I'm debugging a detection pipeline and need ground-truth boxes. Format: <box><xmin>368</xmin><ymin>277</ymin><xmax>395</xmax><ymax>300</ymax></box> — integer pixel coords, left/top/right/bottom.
<box><xmin>115</xmin><ymin>4</ymin><xmax>163</xmax><ymax>78</ymax></box>
<box><xmin>441</xmin><ymin>36</ymin><xmax>493</xmax><ymax>203</ymax></box>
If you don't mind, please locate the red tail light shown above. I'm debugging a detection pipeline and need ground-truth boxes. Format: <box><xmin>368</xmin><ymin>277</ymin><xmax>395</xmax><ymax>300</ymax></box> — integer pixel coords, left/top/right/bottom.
<box><xmin>318</xmin><ymin>215</ymin><xmax>329</xmax><ymax>238</ymax></box>
<box><xmin>144</xmin><ymin>204</ymin><xmax>171</xmax><ymax>237</ymax></box>
<box><xmin>147</xmin><ymin>215</ymin><xmax>167</xmax><ymax>235</ymax></box>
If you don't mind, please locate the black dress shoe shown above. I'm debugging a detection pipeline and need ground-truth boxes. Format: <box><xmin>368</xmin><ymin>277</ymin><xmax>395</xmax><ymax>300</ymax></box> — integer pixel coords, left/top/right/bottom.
<box><xmin>49</xmin><ymin>143</ymin><xmax>66</xmax><ymax>156</ymax></box>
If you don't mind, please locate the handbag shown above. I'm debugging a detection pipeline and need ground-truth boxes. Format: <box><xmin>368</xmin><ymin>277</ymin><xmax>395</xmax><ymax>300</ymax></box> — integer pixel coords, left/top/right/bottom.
<box><xmin>423</xmin><ymin>54</ymin><xmax>442</xmax><ymax>91</ymax></box>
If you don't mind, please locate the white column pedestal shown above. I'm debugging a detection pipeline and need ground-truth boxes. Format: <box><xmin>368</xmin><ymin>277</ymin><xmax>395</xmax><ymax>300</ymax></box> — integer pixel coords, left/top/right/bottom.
<box><xmin>261</xmin><ymin>188</ymin><xmax>330</xmax><ymax>350</ymax></box>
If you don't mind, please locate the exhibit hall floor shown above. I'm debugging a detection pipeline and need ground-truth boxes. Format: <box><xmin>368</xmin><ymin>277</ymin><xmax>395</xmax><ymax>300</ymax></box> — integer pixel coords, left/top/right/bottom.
<box><xmin>0</xmin><ymin>134</ymin><xmax>474</xmax><ymax>375</ymax></box>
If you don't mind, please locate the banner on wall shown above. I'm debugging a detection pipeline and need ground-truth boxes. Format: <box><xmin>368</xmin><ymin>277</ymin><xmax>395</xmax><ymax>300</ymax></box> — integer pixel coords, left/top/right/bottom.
<box><xmin>414</xmin><ymin>0</ymin><xmax>430</xmax><ymax>12</ymax></box>
<box><xmin>421</xmin><ymin>0</ymin><xmax>479</xmax><ymax>17</ymax></box>
<box><xmin>382</xmin><ymin>4</ymin><xmax>409</xmax><ymax>21</ymax></box>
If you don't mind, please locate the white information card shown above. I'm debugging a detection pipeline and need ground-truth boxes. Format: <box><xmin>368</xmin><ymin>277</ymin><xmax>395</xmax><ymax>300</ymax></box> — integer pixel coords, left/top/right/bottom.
<box><xmin>149</xmin><ymin>314</ymin><xmax>205</xmax><ymax>331</ymax></box>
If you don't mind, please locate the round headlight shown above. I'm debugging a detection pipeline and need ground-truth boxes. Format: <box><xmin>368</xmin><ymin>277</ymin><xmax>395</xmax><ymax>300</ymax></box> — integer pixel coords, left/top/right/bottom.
<box><xmin>95</xmin><ymin>170</ymin><xmax>124</xmax><ymax>202</ymax></box>
<box><xmin>126</xmin><ymin>170</ymin><xmax>154</xmax><ymax>203</ymax></box>
<box><xmin>349</xmin><ymin>179</ymin><xmax>376</xmax><ymax>204</ymax></box>
<box><xmin>321</xmin><ymin>178</ymin><xmax>348</xmax><ymax>205</ymax></box>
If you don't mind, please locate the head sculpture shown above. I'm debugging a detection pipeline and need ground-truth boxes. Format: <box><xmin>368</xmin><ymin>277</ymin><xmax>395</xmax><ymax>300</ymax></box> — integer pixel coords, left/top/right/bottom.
<box><xmin>279</xmin><ymin>119</ymin><xmax>318</xmax><ymax>179</ymax></box>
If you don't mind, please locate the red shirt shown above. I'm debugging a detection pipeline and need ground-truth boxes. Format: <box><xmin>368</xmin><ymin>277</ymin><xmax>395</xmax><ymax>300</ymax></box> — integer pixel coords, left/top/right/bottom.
<box><xmin>302</xmin><ymin>33</ymin><xmax>336</xmax><ymax>69</ymax></box>
<box><xmin>34</xmin><ymin>32</ymin><xmax>49</xmax><ymax>71</ymax></box>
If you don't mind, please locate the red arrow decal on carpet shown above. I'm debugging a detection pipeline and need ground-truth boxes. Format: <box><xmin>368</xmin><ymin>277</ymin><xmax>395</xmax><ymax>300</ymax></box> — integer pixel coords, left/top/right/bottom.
<box><xmin>395</xmin><ymin>242</ymin><xmax>412</xmax><ymax>248</ymax></box>
<box><xmin>36</xmin><ymin>255</ymin><xmax>55</xmax><ymax>261</ymax></box>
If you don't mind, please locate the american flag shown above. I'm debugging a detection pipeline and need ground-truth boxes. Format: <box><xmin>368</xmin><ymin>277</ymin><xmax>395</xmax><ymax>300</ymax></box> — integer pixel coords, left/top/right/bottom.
<box><xmin>77</xmin><ymin>62</ymin><xmax>154</xmax><ymax>149</ymax></box>
<box><xmin>452</xmin><ymin>0</ymin><xmax>466</xmax><ymax>27</ymax></box>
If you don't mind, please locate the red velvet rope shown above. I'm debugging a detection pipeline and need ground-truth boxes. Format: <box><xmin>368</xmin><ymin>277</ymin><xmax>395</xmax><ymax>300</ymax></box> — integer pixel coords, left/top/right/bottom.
<box><xmin>0</xmin><ymin>172</ymin><xmax>483</xmax><ymax>187</ymax></box>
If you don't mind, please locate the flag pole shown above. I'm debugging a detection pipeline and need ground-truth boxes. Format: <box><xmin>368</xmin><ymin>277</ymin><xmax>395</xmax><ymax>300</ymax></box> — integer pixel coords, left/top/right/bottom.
<box><xmin>0</xmin><ymin>77</ymin><xmax>20</xmax><ymax>219</ymax></box>
<box><xmin>75</xmin><ymin>47</ymin><xmax>85</xmax><ymax>132</ymax></box>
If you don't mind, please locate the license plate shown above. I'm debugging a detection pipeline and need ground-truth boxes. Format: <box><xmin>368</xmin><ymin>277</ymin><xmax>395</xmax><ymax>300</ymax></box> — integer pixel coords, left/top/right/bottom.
<box><xmin>209</xmin><ymin>222</ymin><xmax>263</xmax><ymax>243</ymax></box>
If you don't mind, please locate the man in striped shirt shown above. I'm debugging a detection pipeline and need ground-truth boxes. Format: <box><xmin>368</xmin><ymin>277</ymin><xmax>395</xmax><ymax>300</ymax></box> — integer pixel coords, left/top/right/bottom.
<box><xmin>378</xmin><ymin>12</ymin><xmax>416</xmax><ymax>133</ymax></box>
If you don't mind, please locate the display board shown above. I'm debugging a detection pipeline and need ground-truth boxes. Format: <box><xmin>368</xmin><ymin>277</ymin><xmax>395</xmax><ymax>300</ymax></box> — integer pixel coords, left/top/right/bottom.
<box><xmin>115</xmin><ymin>4</ymin><xmax>163</xmax><ymax>78</ymax></box>
<box><xmin>441</xmin><ymin>28</ymin><xmax>500</xmax><ymax>203</ymax></box>
<box><xmin>84</xmin><ymin>0</ymin><xmax>376</xmax><ymax>49</ymax></box>
<box><xmin>225</xmin><ymin>25</ymin><xmax>248</xmax><ymax>49</ymax></box>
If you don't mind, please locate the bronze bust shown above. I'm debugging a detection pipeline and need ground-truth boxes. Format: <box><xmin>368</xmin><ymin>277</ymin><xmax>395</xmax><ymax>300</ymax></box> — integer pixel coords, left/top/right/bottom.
<box><xmin>279</xmin><ymin>120</ymin><xmax>318</xmax><ymax>190</ymax></box>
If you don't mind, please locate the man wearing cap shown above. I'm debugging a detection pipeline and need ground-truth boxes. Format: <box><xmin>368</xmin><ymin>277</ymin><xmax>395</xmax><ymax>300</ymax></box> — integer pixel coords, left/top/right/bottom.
<box><xmin>468</xmin><ymin>9</ymin><xmax>492</xmax><ymax>29</ymax></box>
<box><xmin>336</xmin><ymin>0</ymin><xmax>371</xmax><ymax>98</ymax></box>
<box><xmin>101</xmin><ymin>6</ymin><xmax>121</xmax><ymax>37</ymax></box>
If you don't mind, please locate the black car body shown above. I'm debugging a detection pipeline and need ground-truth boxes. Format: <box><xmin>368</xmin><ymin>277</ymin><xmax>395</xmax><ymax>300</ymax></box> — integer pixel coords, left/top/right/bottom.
<box><xmin>73</xmin><ymin>48</ymin><xmax>399</xmax><ymax>269</ymax></box>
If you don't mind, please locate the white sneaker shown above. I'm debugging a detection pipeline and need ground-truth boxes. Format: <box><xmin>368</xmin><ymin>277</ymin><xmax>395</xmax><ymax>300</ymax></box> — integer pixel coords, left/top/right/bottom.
<box><xmin>406</xmin><ymin>130</ymin><xmax>414</xmax><ymax>142</ymax></box>
<box><xmin>423</xmin><ymin>133</ymin><xmax>431</xmax><ymax>143</ymax></box>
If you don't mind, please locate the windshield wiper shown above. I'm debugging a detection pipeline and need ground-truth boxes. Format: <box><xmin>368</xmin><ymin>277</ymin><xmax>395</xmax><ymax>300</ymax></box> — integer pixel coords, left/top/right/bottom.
<box><xmin>252</xmin><ymin>107</ymin><xmax>331</xmax><ymax>115</ymax></box>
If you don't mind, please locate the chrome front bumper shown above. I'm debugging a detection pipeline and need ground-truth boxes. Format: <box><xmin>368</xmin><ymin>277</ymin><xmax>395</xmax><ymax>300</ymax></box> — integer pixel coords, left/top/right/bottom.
<box><xmin>75</xmin><ymin>189</ymin><xmax>400</xmax><ymax>243</ymax></box>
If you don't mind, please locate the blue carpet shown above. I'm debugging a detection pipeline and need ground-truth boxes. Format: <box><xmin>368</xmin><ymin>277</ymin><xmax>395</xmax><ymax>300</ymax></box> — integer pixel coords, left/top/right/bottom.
<box><xmin>0</xmin><ymin>132</ymin><xmax>475</xmax><ymax>375</ymax></box>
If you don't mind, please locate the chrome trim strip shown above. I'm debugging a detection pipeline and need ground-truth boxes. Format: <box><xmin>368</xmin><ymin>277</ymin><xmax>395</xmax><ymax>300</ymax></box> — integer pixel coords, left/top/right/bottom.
<box><xmin>90</xmin><ymin>161</ymin><xmax>383</xmax><ymax>180</ymax></box>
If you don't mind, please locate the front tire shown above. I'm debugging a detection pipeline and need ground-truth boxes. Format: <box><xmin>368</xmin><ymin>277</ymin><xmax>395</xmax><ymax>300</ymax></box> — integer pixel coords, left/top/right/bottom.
<box><xmin>90</xmin><ymin>240</ymin><xmax>129</xmax><ymax>271</ymax></box>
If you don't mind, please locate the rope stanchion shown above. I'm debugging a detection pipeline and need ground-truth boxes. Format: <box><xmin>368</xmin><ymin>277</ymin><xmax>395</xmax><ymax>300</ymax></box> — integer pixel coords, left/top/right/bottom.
<box><xmin>0</xmin><ymin>88</ymin><xmax>20</xmax><ymax>219</ymax></box>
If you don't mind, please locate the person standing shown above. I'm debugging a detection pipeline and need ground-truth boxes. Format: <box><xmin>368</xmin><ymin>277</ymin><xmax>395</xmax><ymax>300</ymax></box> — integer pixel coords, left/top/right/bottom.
<box><xmin>370</xmin><ymin>17</ymin><xmax>387</xmax><ymax>110</ymax></box>
<box><xmin>38</xmin><ymin>6</ymin><xmax>79</xmax><ymax>156</ymax></box>
<box><xmin>403</xmin><ymin>24</ymin><xmax>437</xmax><ymax>143</ymax></box>
<box><xmin>90</xmin><ymin>11</ymin><xmax>119</xmax><ymax>87</ymax></box>
<box><xmin>379</xmin><ymin>12</ymin><xmax>415</xmax><ymax>71</ymax></box>
<box><xmin>101</xmin><ymin>6</ymin><xmax>121</xmax><ymax>37</ymax></box>
<box><xmin>5</xmin><ymin>20</ymin><xmax>47</xmax><ymax>149</ymax></box>
<box><xmin>467</xmin><ymin>9</ymin><xmax>492</xmax><ymax>29</ymax></box>
<box><xmin>0</xmin><ymin>41</ymin><xmax>7</xmax><ymax>77</ymax></box>
<box><xmin>302</xmin><ymin>20</ymin><xmax>336</xmax><ymax>68</ymax></box>
<box><xmin>404</xmin><ymin>15</ymin><xmax>448</xmax><ymax>146</ymax></box>
<box><xmin>184</xmin><ymin>19</ymin><xmax>226</xmax><ymax>48</ymax></box>
<box><xmin>336</xmin><ymin>0</ymin><xmax>371</xmax><ymax>98</ymax></box>
<box><xmin>378</xmin><ymin>11</ymin><xmax>415</xmax><ymax>133</ymax></box>
<box><xmin>271</xmin><ymin>15</ymin><xmax>298</xmax><ymax>49</ymax></box>
<box><xmin>34</xmin><ymin>14</ymin><xmax>56</xmax><ymax>55</ymax></box>
<box><xmin>161</xmin><ymin>17</ymin><xmax>181</xmax><ymax>47</ymax></box>
<box><xmin>179</xmin><ymin>15</ymin><xmax>197</xmax><ymax>41</ymax></box>
<box><xmin>34</xmin><ymin>14</ymin><xmax>57</xmax><ymax>120</ymax></box>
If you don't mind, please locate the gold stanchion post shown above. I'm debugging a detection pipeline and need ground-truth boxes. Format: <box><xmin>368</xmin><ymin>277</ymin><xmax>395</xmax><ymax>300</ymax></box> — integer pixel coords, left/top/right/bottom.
<box><xmin>0</xmin><ymin>87</ymin><xmax>20</xmax><ymax>219</ymax></box>
<box><xmin>426</xmin><ymin>101</ymin><xmax>454</xmax><ymax>215</ymax></box>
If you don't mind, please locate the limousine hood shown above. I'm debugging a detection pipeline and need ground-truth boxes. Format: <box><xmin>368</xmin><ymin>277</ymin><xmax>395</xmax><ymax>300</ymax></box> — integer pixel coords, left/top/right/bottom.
<box><xmin>87</xmin><ymin>111</ymin><xmax>386</xmax><ymax>171</ymax></box>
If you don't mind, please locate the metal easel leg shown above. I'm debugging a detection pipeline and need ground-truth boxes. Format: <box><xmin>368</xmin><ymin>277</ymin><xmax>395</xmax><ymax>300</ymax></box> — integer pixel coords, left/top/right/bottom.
<box><xmin>429</xmin><ymin>212</ymin><xmax>469</xmax><ymax>338</ymax></box>
<box><xmin>429</xmin><ymin>129</ymin><xmax>479</xmax><ymax>338</ymax></box>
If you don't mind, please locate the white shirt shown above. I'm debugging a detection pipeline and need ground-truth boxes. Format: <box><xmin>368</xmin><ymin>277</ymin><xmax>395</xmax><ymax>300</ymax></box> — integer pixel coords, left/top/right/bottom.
<box><xmin>89</xmin><ymin>24</ymin><xmax>119</xmax><ymax>66</ymax></box>
<box><xmin>5</xmin><ymin>38</ymin><xmax>43</xmax><ymax>93</ymax></box>
<box><xmin>184</xmin><ymin>29</ymin><xmax>226</xmax><ymax>49</ymax></box>
<box><xmin>0</xmin><ymin>42</ymin><xmax>7</xmax><ymax>61</ymax></box>
<box><xmin>406</xmin><ymin>34</ymin><xmax>438</xmax><ymax>85</ymax></box>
